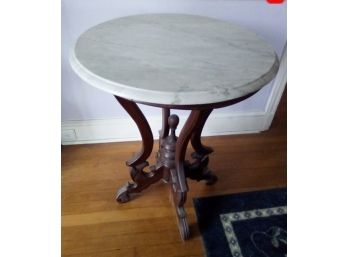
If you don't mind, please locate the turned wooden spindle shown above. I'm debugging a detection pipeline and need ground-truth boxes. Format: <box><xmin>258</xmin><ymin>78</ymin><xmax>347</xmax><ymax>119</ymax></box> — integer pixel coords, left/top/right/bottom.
<box><xmin>160</xmin><ymin>114</ymin><xmax>179</xmax><ymax>181</ymax></box>
<box><xmin>168</xmin><ymin>114</ymin><xmax>179</xmax><ymax>137</ymax></box>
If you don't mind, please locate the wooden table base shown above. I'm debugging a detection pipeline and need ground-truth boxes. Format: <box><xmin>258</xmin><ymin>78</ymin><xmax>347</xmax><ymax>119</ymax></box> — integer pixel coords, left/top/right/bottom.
<box><xmin>114</xmin><ymin>96</ymin><xmax>217</xmax><ymax>240</ymax></box>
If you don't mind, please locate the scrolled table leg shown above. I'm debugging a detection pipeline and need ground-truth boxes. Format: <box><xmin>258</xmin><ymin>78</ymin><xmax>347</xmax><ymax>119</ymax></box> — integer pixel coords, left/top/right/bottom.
<box><xmin>114</xmin><ymin>96</ymin><xmax>163</xmax><ymax>203</ymax></box>
<box><xmin>169</xmin><ymin>174</ymin><xmax>189</xmax><ymax>240</ymax></box>
<box><xmin>186</xmin><ymin>108</ymin><xmax>218</xmax><ymax>185</ymax></box>
<box><xmin>168</xmin><ymin>110</ymin><xmax>209</xmax><ymax>240</ymax></box>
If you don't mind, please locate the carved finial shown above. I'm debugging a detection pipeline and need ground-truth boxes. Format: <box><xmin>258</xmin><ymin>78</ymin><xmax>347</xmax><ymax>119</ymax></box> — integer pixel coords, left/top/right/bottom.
<box><xmin>168</xmin><ymin>114</ymin><xmax>179</xmax><ymax>136</ymax></box>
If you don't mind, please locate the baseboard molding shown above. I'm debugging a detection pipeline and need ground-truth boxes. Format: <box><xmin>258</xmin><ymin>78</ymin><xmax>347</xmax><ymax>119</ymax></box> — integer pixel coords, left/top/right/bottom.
<box><xmin>61</xmin><ymin>111</ymin><xmax>271</xmax><ymax>145</ymax></box>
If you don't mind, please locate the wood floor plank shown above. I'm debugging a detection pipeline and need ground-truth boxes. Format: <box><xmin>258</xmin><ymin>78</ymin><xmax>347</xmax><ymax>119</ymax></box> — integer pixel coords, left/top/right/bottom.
<box><xmin>62</xmin><ymin>228</ymin><xmax>199</xmax><ymax>255</ymax></box>
<box><xmin>62</xmin><ymin>206</ymin><xmax>195</xmax><ymax>227</ymax></box>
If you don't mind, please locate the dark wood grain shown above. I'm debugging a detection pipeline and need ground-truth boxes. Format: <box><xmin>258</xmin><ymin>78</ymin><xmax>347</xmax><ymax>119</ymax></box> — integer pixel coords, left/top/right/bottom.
<box><xmin>160</xmin><ymin>108</ymin><xmax>170</xmax><ymax>141</ymax></box>
<box><xmin>115</xmin><ymin>96</ymin><xmax>153</xmax><ymax>166</ymax></box>
<box><xmin>114</xmin><ymin>96</ymin><xmax>163</xmax><ymax>203</ymax></box>
<box><xmin>190</xmin><ymin>109</ymin><xmax>213</xmax><ymax>156</ymax></box>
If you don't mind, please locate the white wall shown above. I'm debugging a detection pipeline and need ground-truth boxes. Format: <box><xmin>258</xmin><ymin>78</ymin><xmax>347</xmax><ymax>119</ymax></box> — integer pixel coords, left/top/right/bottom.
<box><xmin>62</xmin><ymin>0</ymin><xmax>287</xmax><ymax>122</ymax></box>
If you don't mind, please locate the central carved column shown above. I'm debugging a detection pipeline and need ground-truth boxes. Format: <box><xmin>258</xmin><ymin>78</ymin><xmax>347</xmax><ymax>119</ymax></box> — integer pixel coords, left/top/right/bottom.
<box><xmin>114</xmin><ymin>96</ymin><xmax>216</xmax><ymax>240</ymax></box>
<box><xmin>159</xmin><ymin>114</ymin><xmax>190</xmax><ymax>240</ymax></box>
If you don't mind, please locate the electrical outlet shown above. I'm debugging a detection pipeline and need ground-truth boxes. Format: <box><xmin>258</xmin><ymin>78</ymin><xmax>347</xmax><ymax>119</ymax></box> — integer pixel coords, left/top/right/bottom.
<box><xmin>62</xmin><ymin>129</ymin><xmax>77</xmax><ymax>141</ymax></box>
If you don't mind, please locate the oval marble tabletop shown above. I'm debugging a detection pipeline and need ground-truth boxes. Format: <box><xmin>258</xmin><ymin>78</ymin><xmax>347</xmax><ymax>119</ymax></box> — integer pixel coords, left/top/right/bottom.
<box><xmin>70</xmin><ymin>14</ymin><xmax>279</xmax><ymax>106</ymax></box>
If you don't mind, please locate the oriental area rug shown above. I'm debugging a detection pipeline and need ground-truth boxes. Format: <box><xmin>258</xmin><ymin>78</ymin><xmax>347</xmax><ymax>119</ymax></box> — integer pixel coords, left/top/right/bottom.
<box><xmin>193</xmin><ymin>188</ymin><xmax>287</xmax><ymax>257</ymax></box>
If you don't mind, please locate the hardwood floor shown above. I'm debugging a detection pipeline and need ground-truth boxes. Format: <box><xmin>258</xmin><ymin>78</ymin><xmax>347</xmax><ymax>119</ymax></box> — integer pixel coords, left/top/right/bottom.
<box><xmin>62</xmin><ymin>91</ymin><xmax>286</xmax><ymax>257</ymax></box>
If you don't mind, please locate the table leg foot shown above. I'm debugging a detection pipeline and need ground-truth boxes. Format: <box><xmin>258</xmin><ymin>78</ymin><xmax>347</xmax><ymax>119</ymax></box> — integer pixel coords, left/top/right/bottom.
<box><xmin>116</xmin><ymin>163</ymin><xmax>163</xmax><ymax>203</ymax></box>
<box><xmin>176</xmin><ymin>205</ymin><xmax>190</xmax><ymax>240</ymax></box>
<box><xmin>184</xmin><ymin>154</ymin><xmax>218</xmax><ymax>185</ymax></box>
<box><xmin>169</xmin><ymin>168</ymin><xmax>190</xmax><ymax>240</ymax></box>
<box><xmin>116</xmin><ymin>184</ymin><xmax>130</xmax><ymax>203</ymax></box>
<box><xmin>204</xmin><ymin>170</ymin><xmax>218</xmax><ymax>185</ymax></box>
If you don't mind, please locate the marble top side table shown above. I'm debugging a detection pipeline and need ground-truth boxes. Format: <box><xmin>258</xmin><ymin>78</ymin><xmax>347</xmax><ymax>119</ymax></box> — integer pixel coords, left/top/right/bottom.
<box><xmin>70</xmin><ymin>14</ymin><xmax>279</xmax><ymax>240</ymax></box>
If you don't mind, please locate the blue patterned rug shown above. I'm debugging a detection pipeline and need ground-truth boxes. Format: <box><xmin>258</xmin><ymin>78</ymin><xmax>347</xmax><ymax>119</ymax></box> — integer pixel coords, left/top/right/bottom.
<box><xmin>193</xmin><ymin>188</ymin><xmax>287</xmax><ymax>257</ymax></box>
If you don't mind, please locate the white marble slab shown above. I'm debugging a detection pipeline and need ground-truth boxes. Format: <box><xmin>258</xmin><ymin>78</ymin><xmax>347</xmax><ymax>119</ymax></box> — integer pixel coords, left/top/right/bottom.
<box><xmin>70</xmin><ymin>14</ymin><xmax>279</xmax><ymax>106</ymax></box>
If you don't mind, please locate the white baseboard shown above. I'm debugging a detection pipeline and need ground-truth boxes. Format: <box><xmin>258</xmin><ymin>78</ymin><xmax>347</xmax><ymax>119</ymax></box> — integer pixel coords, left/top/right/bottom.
<box><xmin>61</xmin><ymin>111</ymin><xmax>271</xmax><ymax>145</ymax></box>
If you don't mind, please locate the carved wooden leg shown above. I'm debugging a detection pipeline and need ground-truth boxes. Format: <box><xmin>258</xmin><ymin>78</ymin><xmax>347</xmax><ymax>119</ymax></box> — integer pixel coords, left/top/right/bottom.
<box><xmin>168</xmin><ymin>110</ymin><xmax>208</xmax><ymax>240</ymax></box>
<box><xmin>190</xmin><ymin>109</ymin><xmax>213</xmax><ymax>156</ymax></box>
<box><xmin>156</xmin><ymin>114</ymin><xmax>187</xmax><ymax>239</ymax></box>
<box><xmin>186</xmin><ymin>109</ymin><xmax>218</xmax><ymax>185</ymax></box>
<box><xmin>114</xmin><ymin>96</ymin><xmax>163</xmax><ymax>203</ymax></box>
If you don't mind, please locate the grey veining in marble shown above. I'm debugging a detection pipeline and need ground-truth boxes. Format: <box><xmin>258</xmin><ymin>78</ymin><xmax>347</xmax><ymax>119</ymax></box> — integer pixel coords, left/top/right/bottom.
<box><xmin>70</xmin><ymin>14</ymin><xmax>279</xmax><ymax>106</ymax></box>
